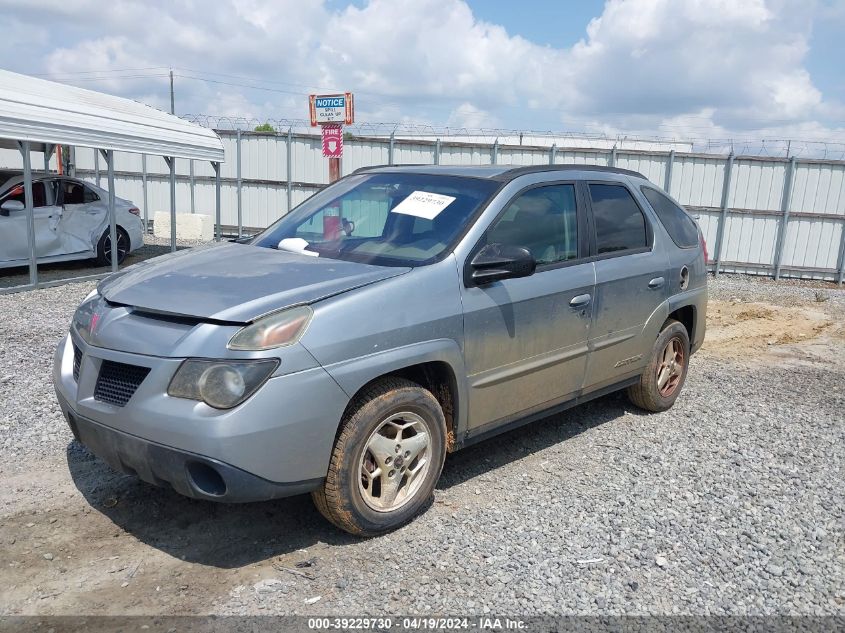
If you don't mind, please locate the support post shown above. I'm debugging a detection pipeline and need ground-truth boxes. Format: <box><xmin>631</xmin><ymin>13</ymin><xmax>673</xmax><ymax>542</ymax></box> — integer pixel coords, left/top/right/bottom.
<box><xmin>549</xmin><ymin>144</ymin><xmax>557</xmax><ymax>165</ymax></box>
<box><xmin>491</xmin><ymin>139</ymin><xmax>498</xmax><ymax>165</ymax></box>
<box><xmin>837</xmin><ymin>223</ymin><xmax>845</xmax><ymax>286</ymax></box>
<box><xmin>68</xmin><ymin>146</ymin><xmax>76</xmax><ymax>178</ymax></box>
<box><xmin>165</xmin><ymin>156</ymin><xmax>177</xmax><ymax>253</ymax></box>
<box><xmin>189</xmin><ymin>160</ymin><xmax>196</xmax><ymax>214</ymax></box>
<box><xmin>712</xmin><ymin>152</ymin><xmax>735</xmax><ymax>277</ymax></box>
<box><xmin>609</xmin><ymin>144</ymin><xmax>617</xmax><ymax>168</ymax></box>
<box><xmin>236</xmin><ymin>130</ymin><xmax>243</xmax><ymax>238</ymax></box>
<box><xmin>329</xmin><ymin>157</ymin><xmax>341</xmax><ymax>183</ymax></box>
<box><xmin>94</xmin><ymin>149</ymin><xmax>101</xmax><ymax>187</ymax></box>
<box><xmin>141</xmin><ymin>154</ymin><xmax>149</xmax><ymax>233</ymax></box>
<box><xmin>664</xmin><ymin>150</ymin><xmax>675</xmax><ymax>192</ymax></box>
<box><xmin>212</xmin><ymin>162</ymin><xmax>222</xmax><ymax>242</ymax></box>
<box><xmin>43</xmin><ymin>145</ymin><xmax>54</xmax><ymax>174</ymax></box>
<box><xmin>388</xmin><ymin>132</ymin><xmax>395</xmax><ymax>166</ymax></box>
<box><xmin>286</xmin><ymin>127</ymin><xmax>293</xmax><ymax>214</ymax></box>
<box><xmin>18</xmin><ymin>141</ymin><xmax>37</xmax><ymax>288</ymax></box>
<box><xmin>434</xmin><ymin>138</ymin><xmax>441</xmax><ymax>165</ymax></box>
<box><xmin>773</xmin><ymin>156</ymin><xmax>797</xmax><ymax>280</ymax></box>
<box><xmin>101</xmin><ymin>149</ymin><xmax>119</xmax><ymax>272</ymax></box>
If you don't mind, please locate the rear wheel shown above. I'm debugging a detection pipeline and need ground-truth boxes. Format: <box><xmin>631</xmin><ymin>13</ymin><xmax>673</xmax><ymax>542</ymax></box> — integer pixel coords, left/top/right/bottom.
<box><xmin>312</xmin><ymin>377</ymin><xmax>447</xmax><ymax>536</ymax></box>
<box><xmin>627</xmin><ymin>319</ymin><xmax>690</xmax><ymax>412</ymax></box>
<box><xmin>95</xmin><ymin>227</ymin><xmax>130</xmax><ymax>266</ymax></box>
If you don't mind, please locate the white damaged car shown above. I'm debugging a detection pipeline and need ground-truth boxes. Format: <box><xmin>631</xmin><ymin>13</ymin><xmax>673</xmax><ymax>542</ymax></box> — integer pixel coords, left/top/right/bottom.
<box><xmin>0</xmin><ymin>175</ymin><xmax>144</xmax><ymax>269</ymax></box>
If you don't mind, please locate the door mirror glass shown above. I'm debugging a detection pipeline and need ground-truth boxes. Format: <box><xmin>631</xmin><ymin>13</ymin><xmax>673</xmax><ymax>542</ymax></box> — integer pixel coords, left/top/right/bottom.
<box><xmin>470</xmin><ymin>243</ymin><xmax>536</xmax><ymax>285</ymax></box>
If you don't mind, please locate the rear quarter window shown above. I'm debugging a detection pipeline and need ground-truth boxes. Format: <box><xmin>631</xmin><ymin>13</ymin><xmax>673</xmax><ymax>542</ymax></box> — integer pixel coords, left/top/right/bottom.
<box><xmin>641</xmin><ymin>186</ymin><xmax>699</xmax><ymax>248</ymax></box>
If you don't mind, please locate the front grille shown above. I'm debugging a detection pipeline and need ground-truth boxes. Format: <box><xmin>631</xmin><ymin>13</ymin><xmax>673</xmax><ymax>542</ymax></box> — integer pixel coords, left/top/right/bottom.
<box><xmin>94</xmin><ymin>360</ymin><xmax>151</xmax><ymax>407</ymax></box>
<box><xmin>72</xmin><ymin>345</ymin><xmax>82</xmax><ymax>381</ymax></box>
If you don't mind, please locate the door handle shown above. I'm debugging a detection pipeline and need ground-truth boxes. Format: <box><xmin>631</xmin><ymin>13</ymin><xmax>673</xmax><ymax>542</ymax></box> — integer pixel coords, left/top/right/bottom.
<box><xmin>648</xmin><ymin>277</ymin><xmax>665</xmax><ymax>289</ymax></box>
<box><xmin>569</xmin><ymin>293</ymin><xmax>592</xmax><ymax>308</ymax></box>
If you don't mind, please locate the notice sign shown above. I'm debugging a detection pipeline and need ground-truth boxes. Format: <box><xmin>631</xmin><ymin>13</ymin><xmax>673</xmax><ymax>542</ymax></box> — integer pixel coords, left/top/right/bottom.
<box><xmin>391</xmin><ymin>191</ymin><xmax>456</xmax><ymax>220</ymax></box>
<box><xmin>310</xmin><ymin>92</ymin><xmax>354</xmax><ymax>126</ymax></box>
<box><xmin>321</xmin><ymin>124</ymin><xmax>343</xmax><ymax>158</ymax></box>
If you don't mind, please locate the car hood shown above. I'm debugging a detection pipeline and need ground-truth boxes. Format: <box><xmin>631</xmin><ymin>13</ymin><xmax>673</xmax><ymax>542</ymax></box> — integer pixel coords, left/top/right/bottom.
<box><xmin>99</xmin><ymin>242</ymin><xmax>410</xmax><ymax>322</ymax></box>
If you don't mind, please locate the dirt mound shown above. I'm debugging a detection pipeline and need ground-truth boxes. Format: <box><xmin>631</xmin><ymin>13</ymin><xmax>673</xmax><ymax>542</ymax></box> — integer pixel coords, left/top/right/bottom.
<box><xmin>701</xmin><ymin>300</ymin><xmax>832</xmax><ymax>360</ymax></box>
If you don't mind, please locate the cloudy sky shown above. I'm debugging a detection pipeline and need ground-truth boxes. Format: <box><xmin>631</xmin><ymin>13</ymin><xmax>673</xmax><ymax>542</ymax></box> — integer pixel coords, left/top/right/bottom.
<box><xmin>2</xmin><ymin>0</ymin><xmax>844</xmax><ymax>142</ymax></box>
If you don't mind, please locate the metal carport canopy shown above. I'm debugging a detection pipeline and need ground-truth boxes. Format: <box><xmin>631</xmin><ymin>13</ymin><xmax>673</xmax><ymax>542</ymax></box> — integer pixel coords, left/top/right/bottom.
<box><xmin>0</xmin><ymin>69</ymin><xmax>224</xmax><ymax>161</ymax></box>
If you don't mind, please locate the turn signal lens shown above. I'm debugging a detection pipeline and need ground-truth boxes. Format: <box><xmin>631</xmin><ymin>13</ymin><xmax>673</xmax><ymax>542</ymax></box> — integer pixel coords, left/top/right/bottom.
<box><xmin>228</xmin><ymin>306</ymin><xmax>313</xmax><ymax>351</ymax></box>
<box><xmin>128</xmin><ymin>207</ymin><xmax>141</xmax><ymax>216</ymax></box>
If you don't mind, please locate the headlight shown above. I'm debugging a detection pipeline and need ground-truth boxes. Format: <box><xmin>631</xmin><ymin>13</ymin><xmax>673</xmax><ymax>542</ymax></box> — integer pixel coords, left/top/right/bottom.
<box><xmin>228</xmin><ymin>306</ymin><xmax>312</xmax><ymax>351</ymax></box>
<box><xmin>167</xmin><ymin>359</ymin><xmax>279</xmax><ymax>409</ymax></box>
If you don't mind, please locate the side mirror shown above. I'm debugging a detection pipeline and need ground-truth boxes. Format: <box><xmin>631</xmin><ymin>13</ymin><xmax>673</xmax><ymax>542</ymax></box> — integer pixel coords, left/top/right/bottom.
<box><xmin>1</xmin><ymin>199</ymin><xmax>24</xmax><ymax>216</ymax></box>
<box><xmin>470</xmin><ymin>243</ymin><xmax>536</xmax><ymax>285</ymax></box>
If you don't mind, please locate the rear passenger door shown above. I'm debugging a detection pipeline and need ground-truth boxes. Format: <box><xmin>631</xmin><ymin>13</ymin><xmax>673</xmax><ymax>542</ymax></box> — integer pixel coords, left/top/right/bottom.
<box><xmin>583</xmin><ymin>181</ymin><xmax>668</xmax><ymax>389</ymax></box>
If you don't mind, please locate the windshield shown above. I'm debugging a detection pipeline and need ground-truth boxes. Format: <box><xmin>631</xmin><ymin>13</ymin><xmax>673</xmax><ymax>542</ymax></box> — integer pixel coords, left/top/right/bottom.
<box><xmin>253</xmin><ymin>173</ymin><xmax>499</xmax><ymax>267</ymax></box>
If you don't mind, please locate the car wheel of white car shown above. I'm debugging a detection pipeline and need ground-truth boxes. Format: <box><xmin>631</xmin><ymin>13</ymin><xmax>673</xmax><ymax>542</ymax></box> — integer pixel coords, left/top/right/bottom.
<box><xmin>312</xmin><ymin>377</ymin><xmax>447</xmax><ymax>536</ymax></box>
<box><xmin>95</xmin><ymin>227</ymin><xmax>130</xmax><ymax>266</ymax></box>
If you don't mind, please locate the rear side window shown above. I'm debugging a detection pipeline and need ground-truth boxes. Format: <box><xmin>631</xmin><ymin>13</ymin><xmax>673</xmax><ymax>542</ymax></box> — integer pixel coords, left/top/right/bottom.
<box><xmin>641</xmin><ymin>186</ymin><xmax>699</xmax><ymax>248</ymax></box>
<box><xmin>588</xmin><ymin>184</ymin><xmax>648</xmax><ymax>254</ymax></box>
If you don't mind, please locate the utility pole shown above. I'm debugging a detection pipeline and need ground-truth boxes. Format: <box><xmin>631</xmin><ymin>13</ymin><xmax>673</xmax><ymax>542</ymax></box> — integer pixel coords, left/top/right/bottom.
<box><xmin>169</xmin><ymin>69</ymin><xmax>175</xmax><ymax>115</ymax></box>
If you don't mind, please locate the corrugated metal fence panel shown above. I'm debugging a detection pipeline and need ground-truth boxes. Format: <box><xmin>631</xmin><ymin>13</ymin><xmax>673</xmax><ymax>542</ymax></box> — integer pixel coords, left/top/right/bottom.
<box><xmin>615</xmin><ymin>153</ymin><xmax>668</xmax><ymax>185</ymax></box>
<box><xmin>671</xmin><ymin>156</ymin><xmax>726</xmax><ymax>208</ymax></box>
<box><xmin>693</xmin><ymin>209</ymin><xmax>721</xmax><ymax>254</ymax></box>
<box><xmin>556</xmin><ymin>150</ymin><xmax>609</xmax><ymax>166</ymax></box>
<box><xmin>5</xmin><ymin>134</ymin><xmax>845</xmax><ymax>280</ymax></box>
<box><xmin>721</xmin><ymin>213</ymin><xmax>779</xmax><ymax>265</ymax></box>
<box><xmin>782</xmin><ymin>217</ymin><xmax>842</xmax><ymax>271</ymax></box>
<box><xmin>393</xmin><ymin>142</ymin><xmax>436</xmax><ymax>165</ymax></box>
<box><xmin>497</xmin><ymin>147</ymin><xmax>550</xmax><ymax>165</ymax></box>
<box><xmin>729</xmin><ymin>160</ymin><xmax>786</xmax><ymax>211</ymax></box>
<box><xmin>291</xmin><ymin>136</ymin><xmax>328</xmax><ymax>184</ymax></box>
<box><xmin>791</xmin><ymin>163</ymin><xmax>845</xmax><ymax>215</ymax></box>
<box><xmin>440</xmin><ymin>144</ymin><xmax>493</xmax><ymax>165</ymax></box>
<box><xmin>342</xmin><ymin>139</ymin><xmax>390</xmax><ymax>176</ymax></box>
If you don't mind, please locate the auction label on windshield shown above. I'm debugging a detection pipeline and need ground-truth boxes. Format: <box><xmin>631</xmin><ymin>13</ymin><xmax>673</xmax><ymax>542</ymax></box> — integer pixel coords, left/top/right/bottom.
<box><xmin>391</xmin><ymin>191</ymin><xmax>456</xmax><ymax>220</ymax></box>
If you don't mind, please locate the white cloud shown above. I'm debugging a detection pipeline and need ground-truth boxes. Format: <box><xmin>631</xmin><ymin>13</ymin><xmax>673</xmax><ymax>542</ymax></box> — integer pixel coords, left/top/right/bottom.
<box><xmin>2</xmin><ymin>0</ymin><xmax>843</xmax><ymax>141</ymax></box>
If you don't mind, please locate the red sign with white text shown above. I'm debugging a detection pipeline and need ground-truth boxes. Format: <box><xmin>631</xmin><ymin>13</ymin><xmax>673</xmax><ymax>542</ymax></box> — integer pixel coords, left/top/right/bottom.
<box><xmin>321</xmin><ymin>124</ymin><xmax>343</xmax><ymax>158</ymax></box>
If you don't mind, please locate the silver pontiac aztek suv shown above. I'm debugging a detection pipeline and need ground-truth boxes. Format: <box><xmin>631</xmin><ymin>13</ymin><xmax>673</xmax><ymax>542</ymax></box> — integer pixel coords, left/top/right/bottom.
<box><xmin>54</xmin><ymin>165</ymin><xmax>707</xmax><ymax>535</ymax></box>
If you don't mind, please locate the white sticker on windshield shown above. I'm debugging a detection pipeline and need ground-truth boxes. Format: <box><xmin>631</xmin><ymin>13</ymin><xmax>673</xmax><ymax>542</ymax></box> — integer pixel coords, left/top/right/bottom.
<box><xmin>390</xmin><ymin>191</ymin><xmax>456</xmax><ymax>220</ymax></box>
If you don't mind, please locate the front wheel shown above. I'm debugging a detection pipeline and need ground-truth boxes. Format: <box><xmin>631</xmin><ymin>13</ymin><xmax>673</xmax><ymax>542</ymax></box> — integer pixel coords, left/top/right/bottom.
<box><xmin>95</xmin><ymin>227</ymin><xmax>130</xmax><ymax>266</ymax></box>
<box><xmin>627</xmin><ymin>319</ymin><xmax>690</xmax><ymax>412</ymax></box>
<box><xmin>312</xmin><ymin>377</ymin><xmax>447</xmax><ymax>536</ymax></box>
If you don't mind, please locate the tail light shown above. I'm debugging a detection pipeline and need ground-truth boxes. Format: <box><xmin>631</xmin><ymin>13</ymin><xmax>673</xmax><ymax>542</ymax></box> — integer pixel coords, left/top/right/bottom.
<box><xmin>700</xmin><ymin>232</ymin><xmax>709</xmax><ymax>263</ymax></box>
<box><xmin>128</xmin><ymin>207</ymin><xmax>140</xmax><ymax>216</ymax></box>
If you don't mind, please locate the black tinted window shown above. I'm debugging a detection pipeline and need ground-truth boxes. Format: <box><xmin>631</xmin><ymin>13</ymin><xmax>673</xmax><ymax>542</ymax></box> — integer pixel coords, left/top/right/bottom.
<box><xmin>83</xmin><ymin>186</ymin><xmax>100</xmax><ymax>203</ymax></box>
<box><xmin>488</xmin><ymin>184</ymin><xmax>578</xmax><ymax>265</ymax></box>
<box><xmin>642</xmin><ymin>187</ymin><xmax>699</xmax><ymax>248</ymax></box>
<box><xmin>63</xmin><ymin>181</ymin><xmax>85</xmax><ymax>205</ymax></box>
<box><xmin>589</xmin><ymin>184</ymin><xmax>648</xmax><ymax>254</ymax></box>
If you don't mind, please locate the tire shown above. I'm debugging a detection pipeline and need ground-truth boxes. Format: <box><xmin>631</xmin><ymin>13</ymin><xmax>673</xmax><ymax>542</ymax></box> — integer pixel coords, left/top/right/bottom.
<box><xmin>312</xmin><ymin>377</ymin><xmax>447</xmax><ymax>536</ymax></box>
<box><xmin>627</xmin><ymin>319</ymin><xmax>690</xmax><ymax>412</ymax></box>
<box><xmin>95</xmin><ymin>227</ymin><xmax>130</xmax><ymax>267</ymax></box>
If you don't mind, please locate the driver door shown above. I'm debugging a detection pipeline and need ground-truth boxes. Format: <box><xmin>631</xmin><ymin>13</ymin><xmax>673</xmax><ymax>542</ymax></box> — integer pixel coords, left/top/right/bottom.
<box><xmin>459</xmin><ymin>182</ymin><xmax>596</xmax><ymax>431</ymax></box>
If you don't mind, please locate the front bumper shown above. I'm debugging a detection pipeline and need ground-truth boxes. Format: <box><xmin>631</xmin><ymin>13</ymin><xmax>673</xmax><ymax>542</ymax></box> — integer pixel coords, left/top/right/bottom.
<box><xmin>54</xmin><ymin>331</ymin><xmax>351</xmax><ymax>500</ymax></box>
<box><xmin>64</xmin><ymin>408</ymin><xmax>320</xmax><ymax>502</ymax></box>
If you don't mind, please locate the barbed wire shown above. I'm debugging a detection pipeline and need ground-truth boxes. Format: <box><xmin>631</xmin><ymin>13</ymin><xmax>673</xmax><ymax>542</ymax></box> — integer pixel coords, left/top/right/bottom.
<box><xmin>182</xmin><ymin>114</ymin><xmax>845</xmax><ymax>160</ymax></box>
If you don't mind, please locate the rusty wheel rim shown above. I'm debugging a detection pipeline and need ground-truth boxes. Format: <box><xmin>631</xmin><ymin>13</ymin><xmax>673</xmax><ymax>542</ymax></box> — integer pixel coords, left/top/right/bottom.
<box><xmin>656</xmin><ymin>337</ymin><xmax>684</xmax><ymax>397</ymax></box>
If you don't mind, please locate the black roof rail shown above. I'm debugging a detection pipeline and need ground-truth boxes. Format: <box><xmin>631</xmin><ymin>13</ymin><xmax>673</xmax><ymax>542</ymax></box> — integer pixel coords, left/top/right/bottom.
<box><xmin>493</xmin><ymin>164</ymin><xmax>646</xmax><ymax>180</ymax></box>
<box><xmin>350</xmin><ymin>163</ymin><xmax>647</xmax><ymax>180</ymax></box>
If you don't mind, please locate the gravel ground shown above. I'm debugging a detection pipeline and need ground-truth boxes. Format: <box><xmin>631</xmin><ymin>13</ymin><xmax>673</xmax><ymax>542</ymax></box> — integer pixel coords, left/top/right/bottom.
<box><xmin>0</xmin><ymin>273</ymin><xmax>843</xmax><ymax>616</ymax></box>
